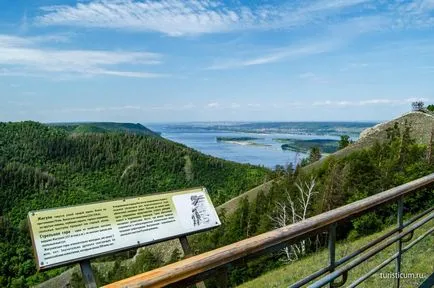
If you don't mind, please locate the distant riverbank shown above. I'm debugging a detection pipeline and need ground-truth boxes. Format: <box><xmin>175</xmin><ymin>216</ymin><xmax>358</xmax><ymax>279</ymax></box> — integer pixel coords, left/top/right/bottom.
<box><xmin>146</xmin><ymin>122</ymin><xmax>375</xmax><ymax>168</ymax></box>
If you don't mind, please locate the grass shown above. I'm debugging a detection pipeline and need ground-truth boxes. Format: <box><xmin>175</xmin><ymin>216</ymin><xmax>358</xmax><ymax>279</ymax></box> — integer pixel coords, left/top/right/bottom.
<box><xmin>238</xmin><ymin>219</ymin><xmax>433</xmax><ymax>288</ymax></box>
<box><xmin>217</xmin><ymin>179</ymin><xmax>275</xmax><ymax>215</ymax></box>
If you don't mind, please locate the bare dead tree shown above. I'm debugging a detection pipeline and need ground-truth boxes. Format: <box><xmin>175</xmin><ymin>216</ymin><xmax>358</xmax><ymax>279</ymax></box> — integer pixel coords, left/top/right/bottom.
<box><xmin>269</xmin><ymin>176</ymin><xmax>318</xmax><ymax>262</ymax></box>
<box><xmin>268</xmin><ymin>201</ymin><xmax>298</xmax><ymax>261</ymax></box>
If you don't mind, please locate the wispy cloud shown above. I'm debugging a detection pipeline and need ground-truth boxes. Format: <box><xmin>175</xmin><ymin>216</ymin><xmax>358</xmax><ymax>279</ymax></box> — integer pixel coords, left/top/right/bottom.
<box><xmin>205</xmin><ymin>13</ymin><xmax>388</xmax><ymax>70</ymax></box>
<box><xmin>151</xmin><ymin>104</ymin><xmax>196</xmax><ymax>111</ymax></box>
<box><xmin>206</xmin><ymin>102</ymin><xmax>220</xmax><ymax>108</ymax></box>
<box><xmin>391</xmin><ymin>0</ymin><xmax>434</xmax><ymax>29</ymax></box>
<box><xmin>207</xmin><ymin>40</ymin><xmax>339</xmax><ymax>70</ymax></box>
<box><xmin>313</xmin><ymin>98</ymin><xmax>429</xmax><ymax>107</ymax></box>
<box><xmin>299</xmin><ymin>72</ymin><xmax>329</xmax><ymax>84</ymax></box>
<box><xmin>247</xmin><ymin>103</ymin><xmax>261</xmax><ymax>108</ymax></box>
<box><xmin>36</xmin><ymin>0</ymin><xmax>373</xmax><ymax>36</ymax></box>
<box><xmin>56</xmin><ymin>106</ymin><xmax>142</xmax><ymax>113</ymax></box>
<box><xmin>0</xmin><ymin>34</ymin><xmax>166</xmax><ymax>79</ymax></box>
<box><xmin>46</xmin><ymin>104</ymin><xmax>197</xmax><ymax>114</ymax></box>
<box><xmin>230</xmin><ymin>103</ymin><xmax>241</xmax><ymax>109</ymax></box>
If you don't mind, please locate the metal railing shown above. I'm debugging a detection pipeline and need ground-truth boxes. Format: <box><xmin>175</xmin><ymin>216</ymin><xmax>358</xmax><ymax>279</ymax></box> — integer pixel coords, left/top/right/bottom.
<box><xmin>104</xmin><ymin>173</ymin><xmax>434</xmax><ymax>288</ymax></box>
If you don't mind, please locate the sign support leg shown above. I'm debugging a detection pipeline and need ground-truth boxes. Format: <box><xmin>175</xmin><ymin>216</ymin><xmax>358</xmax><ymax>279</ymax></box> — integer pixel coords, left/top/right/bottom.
<box><xmin>80</xmin><ymin>260</ymin><xmax>97</xmax><ymax>288</ymax></box>
<box><xmin>216</xmin><ymin>266</ymin><xmax>229</xmax><ymax>288</ymax></box>
<box><xmin>179</xmin><ymin>236</ymin><xmax>207</xmax><ymax>288</ymax></box>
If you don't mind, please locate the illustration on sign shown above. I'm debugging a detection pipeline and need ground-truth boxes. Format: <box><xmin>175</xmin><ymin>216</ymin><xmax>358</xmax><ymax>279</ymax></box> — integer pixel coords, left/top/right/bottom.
<box><xmin>191</xmin><ymin>194</ymin><xmax>210</xmax><ymax>227</ymax></box>
<box><xmin>28</xmin><ymin>187</ymin><xmax>220</xmax><ymax>270</ymax></box>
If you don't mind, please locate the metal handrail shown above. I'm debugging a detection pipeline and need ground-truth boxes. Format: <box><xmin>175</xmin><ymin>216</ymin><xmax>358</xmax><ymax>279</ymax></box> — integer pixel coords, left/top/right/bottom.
<box><xmin>104</xmin><ymin>173</ymin><xmax>434</xmax><ymax>288</ymax></box>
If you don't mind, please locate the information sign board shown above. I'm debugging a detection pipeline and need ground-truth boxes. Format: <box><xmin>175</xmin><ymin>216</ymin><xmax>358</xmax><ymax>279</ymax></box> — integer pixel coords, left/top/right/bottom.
<box><xmin>28</xmin><ymin>187</ymin><xmax>220</xmax><ymax>270</ymax></box>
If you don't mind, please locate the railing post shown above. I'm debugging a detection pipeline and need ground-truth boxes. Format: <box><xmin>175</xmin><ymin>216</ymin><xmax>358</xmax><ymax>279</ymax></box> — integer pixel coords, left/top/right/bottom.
<box><xmin>79</xmin><ymin>260</ymin><xmax>97</xmax><ymax>288</ymax></box>
<box><xmin>328</xmin><ymin>223</ymin><xmax>337</xmax><ymax>288</ymax></box>
<box><xmin>396</xmin><ymin>196</ymin><xmax>404</xmax><ymax>288</ymax></box>
<box><xmin>179</xmin><ymin>236</ymin><xmax>207</xmax><ymax>288</ymax></box>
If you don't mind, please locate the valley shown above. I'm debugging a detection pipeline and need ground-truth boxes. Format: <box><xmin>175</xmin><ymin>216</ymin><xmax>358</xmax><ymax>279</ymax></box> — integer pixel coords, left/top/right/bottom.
<box><xmin>147</xmin><ymin>122</ymin><xmax>374</xmax><ymax>168</ymax></box>
<box><xmin>1</xmin><ymin>113</ymin><xmax>433</xmax><ymax>288</ymax></box>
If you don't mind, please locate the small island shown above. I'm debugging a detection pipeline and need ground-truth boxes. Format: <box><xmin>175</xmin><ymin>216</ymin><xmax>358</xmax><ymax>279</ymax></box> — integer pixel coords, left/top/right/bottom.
<box><xmin>277</xmin><ymin>138</ymin><xmax>339</xmax><ymax>153</ymax></box>
<box><xmin>216</xmin><ymin>136</ymin><xmax>271</xmax><ymax>147</ymax></box>
<box><xmin>216</xmin><ymin>136</ymin><xmax>261</xmax><ymax>142</ymax></box>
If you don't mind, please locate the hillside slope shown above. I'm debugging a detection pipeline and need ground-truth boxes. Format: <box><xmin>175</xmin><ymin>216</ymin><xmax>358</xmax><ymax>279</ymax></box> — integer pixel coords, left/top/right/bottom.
<box><xmin>321</xmin><ymin>111</ymin><xmax>434</xmax><ymax>161</ymax></box>
<box><xmin>217</xmin><ymin>179</ymin><xmax>275</xmax><ymax>215</ymax></box>
<box><xmin>218</xmin><ymin>111</ymin><xmax>434</xmax><ymax>214</ymax></box>
<box><xmin>0</xmin><ymin>121</ymin><xmax>271</xmax><ymax>288</ymax></box>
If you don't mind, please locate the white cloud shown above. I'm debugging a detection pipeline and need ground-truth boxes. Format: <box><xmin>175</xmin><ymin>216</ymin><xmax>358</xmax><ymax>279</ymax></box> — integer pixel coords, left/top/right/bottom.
<box><xmin>313</xmin><ymin>98</ymin><xmax>429</xmax><ymax>107</ymax></box>
<box><xmin>299</xmin><ymin>72</ymin><xmax>329</xmax><ymax>84</ymax></box>
<box><xmin>182</xmin><ymin>103</ymin><xmax>196</xmax><ymax>110</ymax></box>
<box><xmin>207</xmin><ymin>102</ymin><xmax>220</xmax><ymax>108</ymax></box>
<box><xmin>0</xmin><ymin>34</ymin><xmax>165</xmax><ymax>79</ymax></box>
<box><xmin>247</xmin><ymin>103</ymin><xmax>261</xmax><ymax>107</ymax></box>
<box><xmin>151</xmin><ymin>104</ymin><xmax>196</xmax><ymax>111</ymax></box>
<box><xmin>230</xmin><ymin>103</ymin><xmax>241</xmax><ymax>109</ymax></box>
<box><xmin>36</xmin><ymin>0</ymin><xmax>373</xmax><ymax>36</ymax></box>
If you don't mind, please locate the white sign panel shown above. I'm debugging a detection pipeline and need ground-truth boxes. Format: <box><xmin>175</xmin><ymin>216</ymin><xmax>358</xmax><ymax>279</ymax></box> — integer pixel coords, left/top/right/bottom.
<box><xmin>28</xmin><ymin>187</ymin><xmax>220</xmax><ymax>270</ymax></box>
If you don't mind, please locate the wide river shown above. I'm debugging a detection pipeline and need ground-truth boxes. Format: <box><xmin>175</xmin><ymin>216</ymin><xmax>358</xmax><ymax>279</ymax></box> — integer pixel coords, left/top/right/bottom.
<box><xmin>146</xmin><ymin>124</ymin><xmax>363</xmax><ymax>169</ymax></box>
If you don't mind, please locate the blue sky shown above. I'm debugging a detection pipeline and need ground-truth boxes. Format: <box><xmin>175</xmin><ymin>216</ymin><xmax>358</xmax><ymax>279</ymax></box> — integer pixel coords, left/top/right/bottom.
<box><xmin>1</xmin><ymin>0</ymin><xmax>433</xmax><ymax>122</ymax></box>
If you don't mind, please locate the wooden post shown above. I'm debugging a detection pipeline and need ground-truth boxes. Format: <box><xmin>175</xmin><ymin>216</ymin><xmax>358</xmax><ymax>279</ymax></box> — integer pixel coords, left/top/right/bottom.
<box><xmin>179</xmin><ymin>236</ymin><xmax>207</xmax><ymax>288</ymax></box>
<box><xmin>80</xmin><ymin>260</ymin><xmax>97</xmax><ymax>288</ymax></box>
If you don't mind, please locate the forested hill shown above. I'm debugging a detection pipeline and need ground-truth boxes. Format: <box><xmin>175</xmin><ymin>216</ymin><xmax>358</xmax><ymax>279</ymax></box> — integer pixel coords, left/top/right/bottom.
<box><xmin>50</xmin><ymin>122</ymin><xmax>159</xmax><ymax>136</ymax></box>
<box><xmin>0</xmin><ymin>121</ymin><xmax>271</xmax><ymax>287</ymax></box>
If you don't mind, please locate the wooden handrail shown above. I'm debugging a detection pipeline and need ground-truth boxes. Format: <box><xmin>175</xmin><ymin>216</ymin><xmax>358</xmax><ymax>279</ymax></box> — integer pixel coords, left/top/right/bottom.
<box><xmin>103</xmin><ymin>173</ymin><xmax>434</xmax><ymax>288</ymax></box>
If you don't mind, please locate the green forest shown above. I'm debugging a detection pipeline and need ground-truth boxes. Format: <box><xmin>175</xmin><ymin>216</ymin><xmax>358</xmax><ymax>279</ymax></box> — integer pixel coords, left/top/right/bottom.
<box><xmin>50</xmin><ymin>122</ymin><xmax>159</xmax><ymax>136</ymax></box>
<box><xmin>65</xmin><ymin>121</ymin><xmax>434</xmax><ymax>288</ymax></box>
<box><xmin>1</xmin><ymin>120</ymin><xmax>433</xmax><ymax>288</ymax></box>
<box><xmin>0</xmin><ymin>121</ymin><xmax>271</xmax><ymax>287</ymax></box>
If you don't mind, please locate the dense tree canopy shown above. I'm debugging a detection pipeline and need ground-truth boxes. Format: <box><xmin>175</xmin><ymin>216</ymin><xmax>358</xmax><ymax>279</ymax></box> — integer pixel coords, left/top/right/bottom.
<box><xmin>0</xmin><ymin>121</ymin><xmax>271</xmax><ymax>287</ymax></box>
